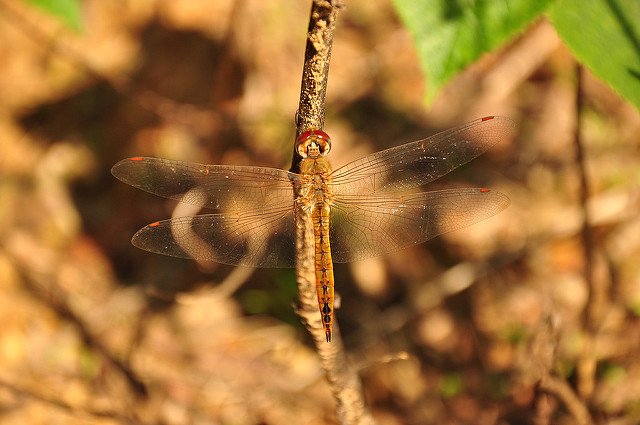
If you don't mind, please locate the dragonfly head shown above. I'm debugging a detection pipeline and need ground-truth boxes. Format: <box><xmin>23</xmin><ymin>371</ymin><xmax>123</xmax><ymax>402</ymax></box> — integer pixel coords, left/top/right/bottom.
<box><xmin>296</xmin><ymin>130</ymin><xmax>331</xmax><ymax>159</ymax></box>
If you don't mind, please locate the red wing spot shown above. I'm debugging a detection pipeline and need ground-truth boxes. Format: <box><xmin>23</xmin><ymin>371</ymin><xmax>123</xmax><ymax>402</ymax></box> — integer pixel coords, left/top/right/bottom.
<box><xmin>148</xmin><ymin>221</ymin><xmax>161</xmax><ymax>227</ymax></box>
<box><xmin>129</xmin><ymin>157</ymin><xmax>145</xmax><ymax>161</ymax></box>
<box><xmin>479</xmin><ymin>188</ymin><xmax>491</xmax><ymax>193</ymax></box>
<box><xmin>481</xmin><ymin>116</ymin><xmax>495</xmax><ymax>121</ymax></box>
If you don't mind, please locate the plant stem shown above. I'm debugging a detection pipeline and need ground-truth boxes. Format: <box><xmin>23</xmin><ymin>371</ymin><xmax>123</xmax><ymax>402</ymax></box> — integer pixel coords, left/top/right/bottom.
<box><xmin>292</xmin><ymin>1</ymin><xmax>373</xmax><ymax>424</ymax></box>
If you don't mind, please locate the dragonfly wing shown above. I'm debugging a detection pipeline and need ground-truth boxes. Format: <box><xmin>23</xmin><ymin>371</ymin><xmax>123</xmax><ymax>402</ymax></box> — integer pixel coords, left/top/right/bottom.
<box><xmin>329</xmin><ymin>188</ymin><xmax>509</xmax><ymax>263</ymax></box>
<box><xmin>132</xmin><ymin>207</ymin><xmax>296</xmax><ymax>267</ymax></box>
<box><xmin>112</xmin><ymin>157</ymin><xmax>298</xmax><ymax>211</ymax></box>
<box><xmin>113</xmin><ymin>157</ymin><xmax>298</xmax><ymax>266</ymax></box>
<box><xmin>330</xmin><ymin>116</ymin><xmax>515</xmax><ymax>194</ymax></box>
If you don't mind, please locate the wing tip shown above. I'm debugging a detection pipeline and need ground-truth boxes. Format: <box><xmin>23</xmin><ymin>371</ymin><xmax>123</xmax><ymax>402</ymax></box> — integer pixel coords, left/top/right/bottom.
<box><xmin>478</xmin><ymin>188</ymin><xmax>510</xmax><ymax>210</ymax></box>
<box><xmin>111</xmin><ymin>156</ymin><xmax>149</xmax><ymax>179</ymax></box>
<box><xmin>480</xmin><ymin>115</ymin><xmax>518</xmax><ymax>130</ymax></box>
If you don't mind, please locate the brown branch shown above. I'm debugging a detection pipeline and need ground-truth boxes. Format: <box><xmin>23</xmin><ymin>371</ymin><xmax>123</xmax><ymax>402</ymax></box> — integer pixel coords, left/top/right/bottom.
<box><xmin>291</xmin><ymin>0</ymin><xmax>339</xmax><ymax>172</ymax></box>
<box><xmin>292</xmin><ymin>1</ymin><xmax>373</xmax><ymax>424</ymax></box>
<box><xmin>574</xmin><ymin>64</ymin><xmax>601</xmax><ymax>333</ymax></box>
<box><xmin>574</xmin><ymin>63</ymin><xmax>606</xmax><ymax>401</ymax></box>
<box><xmin>539</xmin><ymin>374</ymin><xmax>594</xmax><ymax>425</ymax></box>
<box><xmin>0</xmin><ymin>378</ymin><xmax>145</xmax><ymax>424</ymax></box>
<box><xmin>13</xmin><ymin>263</ymin><xmax>148</xmax><ymax>399</ymax></box>
<box><xmin>527</xmin><ymin>314</ymin><xmax>594</xmax><ymax>424</ymax></box>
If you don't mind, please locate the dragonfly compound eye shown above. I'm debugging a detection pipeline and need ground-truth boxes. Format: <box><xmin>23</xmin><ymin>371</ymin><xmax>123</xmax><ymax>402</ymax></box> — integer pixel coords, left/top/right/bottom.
<box><xmin>296</xmin><ymin>129</ymin><xmax>332</xmax><ymax>158</ymax></box>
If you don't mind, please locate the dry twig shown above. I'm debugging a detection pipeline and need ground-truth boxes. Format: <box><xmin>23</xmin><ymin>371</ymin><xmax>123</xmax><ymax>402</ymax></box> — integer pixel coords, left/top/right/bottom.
<box><xmin>535</xmin><ymin>61</ymin><xmax>598</xmax><ymax>425</ymax></box>
<box><xmin>12</xmin><ymin>262</ymin><xmax>149</xmax><ymax>399</ymax></box>
<box><xmin>573</xmin><ymin>63</ymin><xmax>608</xmax><ymax>403</ymax></box>
<box><xmin>539</xmin><ymin>374</ymin><xmax>594</xmax><ymax>425</ymax></box>
<box><xmin>292</xmin><ymin>1</ymin><xmax>373</xmax><ymax>424</ymax></box>
<box><xmin>0</xmin><ymin>378</ymin><xmax>144</xmax><ymax>425</ymax></box>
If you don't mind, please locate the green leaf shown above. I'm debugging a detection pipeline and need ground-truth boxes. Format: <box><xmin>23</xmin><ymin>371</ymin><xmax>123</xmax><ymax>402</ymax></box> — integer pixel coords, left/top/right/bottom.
<box><xmin>392</xmin><ymin>0</ymin><xmax>554</xmax><ymax>103</ymax></box>
<box><xmin>548</xmin><ymin>0</ymin><xmax>640</xmax><ymax>110</ymax></box>
<box><xmin>24</xmin><ymin>0</ymin><xmax>82</xmax><ymax>31</ymax></box>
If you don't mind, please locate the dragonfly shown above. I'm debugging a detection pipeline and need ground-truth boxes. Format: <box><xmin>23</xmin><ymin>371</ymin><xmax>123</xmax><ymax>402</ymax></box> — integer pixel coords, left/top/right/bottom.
<box><xmin>112</xmin><ymin>115</ymin><xmax>514</xmax><ymax>342</ymax></box>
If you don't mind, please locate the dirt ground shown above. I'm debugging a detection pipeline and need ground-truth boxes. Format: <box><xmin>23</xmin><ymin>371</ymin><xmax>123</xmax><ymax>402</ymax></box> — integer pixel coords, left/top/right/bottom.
<box><xmin>0</xmin><ymin>0</ymin><xmax>639</xmax><ymax>424</ymax></box>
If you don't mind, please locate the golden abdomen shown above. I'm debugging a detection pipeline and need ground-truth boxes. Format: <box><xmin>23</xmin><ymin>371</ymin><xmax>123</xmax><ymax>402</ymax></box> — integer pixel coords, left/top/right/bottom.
<box><xmin>312</xmin><ymin>201</ymin><xmax>334</xmax><ymax>342</ymax></box>
<box><xmin>300</xmin><ymin>157</ymin><xmax>335</xmax><ymax>342</ymax></box>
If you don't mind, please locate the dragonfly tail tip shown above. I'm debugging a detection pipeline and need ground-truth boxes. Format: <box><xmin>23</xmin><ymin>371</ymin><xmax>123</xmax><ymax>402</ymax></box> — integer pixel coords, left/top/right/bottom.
<box><xmin>325</xmin><ymin>330</ymin><xmax>332</xmax><ymax>343</ymax></box>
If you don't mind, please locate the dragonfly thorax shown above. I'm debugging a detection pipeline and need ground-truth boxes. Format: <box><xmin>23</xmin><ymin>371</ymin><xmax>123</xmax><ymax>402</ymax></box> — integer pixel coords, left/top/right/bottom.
<box><xmin>300</xmin><ymin>157</ymin><xmax>332</xmax><ymax>177</ymax></box>
<box><xmin>299</xmin><ymin>157</ymin><xmax>334</xmax><ymax>210</ymax></box>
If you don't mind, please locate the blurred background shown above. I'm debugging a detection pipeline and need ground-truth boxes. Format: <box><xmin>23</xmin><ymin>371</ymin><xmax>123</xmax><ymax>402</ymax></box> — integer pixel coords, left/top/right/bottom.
<box><xmin>0</xmin><ymin>0</ymin><xmax>639</xmax><ymax>424</ymax></box>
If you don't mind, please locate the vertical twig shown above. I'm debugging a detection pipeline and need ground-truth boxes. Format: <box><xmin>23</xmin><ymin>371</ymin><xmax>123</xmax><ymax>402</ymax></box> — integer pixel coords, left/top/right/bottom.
<box><xmin>291</xmin><ymin>0</ymin><xmax>337</xmax><ymax>172</ymax></box>
<box><xmin>535</xmin><ymin>62</ymin><xmax>597</xmax><ymax>425</ymax></box>
<box><xmin>574</xmin><ymin>65</ymin><xmax>597</xmax><ymax>331</ymax></box>
<box><xmin>292</xmin><ymin>1</ymin><xmax>373</xmax><ymax>424</ymax></box>
<box><xmin>574</xmin><ymin>64</ymin><xmax>603</xmax><ymax>402</ymax></box>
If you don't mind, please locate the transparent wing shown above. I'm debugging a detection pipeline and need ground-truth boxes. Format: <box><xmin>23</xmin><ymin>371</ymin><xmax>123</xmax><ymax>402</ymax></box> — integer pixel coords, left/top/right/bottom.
<box><xmin>113</xmin><ymin>117</ymin><xmax>512</xmax><ymax>266</ymax></box>
<box><xmin>112</xmin><ymin>157</ymin><xmax>298</xmax><ymax>266</ymax></box>
<box><xmin>329</xmin><ymin>188</ymin><xmax>509</xmax><ymax>263</ymax></box>
<box><xmin>331</xmin><ymin>116</ymin><xmax>515</xmax><ymax>195</ymax></box>
<box><xmin>132</xmin><ymin>207</ymin><xmax>296</xmax><ymax>267</ymax></box>
<box><xmin>111</xmin><ymin>157</ymin><xmax>298</xmax><ymax>211</ymax></box>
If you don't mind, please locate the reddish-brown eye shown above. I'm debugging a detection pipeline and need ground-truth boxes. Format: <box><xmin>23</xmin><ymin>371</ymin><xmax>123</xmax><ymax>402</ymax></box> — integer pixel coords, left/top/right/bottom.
<box><xmin>296</xmin><ymin>129</ymin><xmax>330</xmax><ymax>145</ymax></box>
<box><xmin>296</xmin><ymin>129</ymin><xmax>332</xmax><ymax>158</ymax></box>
